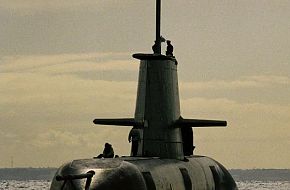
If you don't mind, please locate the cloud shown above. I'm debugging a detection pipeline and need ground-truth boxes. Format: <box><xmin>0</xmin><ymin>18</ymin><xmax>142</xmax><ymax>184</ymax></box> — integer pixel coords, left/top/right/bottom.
<box><xmin>0</xmin><ymin>52</ymin><xmax>136</xmax><ymax>73</ymax></box>
<box><xmin>0</xmin><ymin>53</ymin><xmax>139</xmax><ymax>120</ymax></box>
<box><xmin>180</xmin><ymin>97</ymin><xmax>290</xmax><ymax>168</ymax></box>
<box><xmin>0</xmin><ymin>1</ymin><xmax>154</xmax><ymax>55</ymax></box>
<box><xmin>180</xmin><ymin>75</ymin><xmax>290</xmax><ymax>91</ymax></box>
<box><xmin>0</xmin><ymin>73</ymin><xmax>137</xmax><ymax>122</ymax></box>
<box><xmin>179</xmin><ymin>75</ymin><xmax>290</xmax><ymax>106</ymax></box>
<box><xmin>0</xmin><ymin>53</ymin><xmax>138</xmax><ymax>167</ymax></box>
<box><xmin>181</xmin><ymin>97</ymin><xmax>290</xmax><ymax>126</ymax></box>
<box><xmin>245</xmin><ymin>75</ymin><xmax>290</xmax><ymax>85</ymax></box>
<box><xmin>0</xmin><ymin>52</ymin><xmax>289</xmax><ymax>168</ymax></box>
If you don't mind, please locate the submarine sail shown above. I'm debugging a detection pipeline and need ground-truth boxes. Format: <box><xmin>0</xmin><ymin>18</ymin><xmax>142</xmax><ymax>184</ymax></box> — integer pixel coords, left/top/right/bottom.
<box><xmin>50</xmin><ymin>0</ymin><xmax>237</xmax><ymax>189</ymax></box>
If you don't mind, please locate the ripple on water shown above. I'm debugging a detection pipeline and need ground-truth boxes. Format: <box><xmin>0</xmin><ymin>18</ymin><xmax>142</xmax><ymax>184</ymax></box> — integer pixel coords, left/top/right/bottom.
<box><xmin>0</xmin><ymin>180</ymin><xmax>51</xmax><ymax>190</ymax></box>
<box><xmin>236</xmin><ymin>181</ymin><xmax>290</xmax><ymax>190</ymax></box>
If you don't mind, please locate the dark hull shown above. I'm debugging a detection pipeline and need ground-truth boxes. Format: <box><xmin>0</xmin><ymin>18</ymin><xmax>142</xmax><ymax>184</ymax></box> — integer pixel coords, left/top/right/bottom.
<box><xmin>50</xmin><ymin>156</ymin><xmax>237</xmax><ymax>190</ymax></box>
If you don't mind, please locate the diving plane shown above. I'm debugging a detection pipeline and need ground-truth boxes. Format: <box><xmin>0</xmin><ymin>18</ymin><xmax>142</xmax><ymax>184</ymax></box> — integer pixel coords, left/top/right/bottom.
<box><xmin>50</xmin><ymin>1</ymin><xmax>238</xmax><ymax>189</ymax></box>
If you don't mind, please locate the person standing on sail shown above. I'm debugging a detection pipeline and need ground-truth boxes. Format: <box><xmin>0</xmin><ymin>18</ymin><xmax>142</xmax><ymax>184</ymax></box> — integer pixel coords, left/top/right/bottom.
<box><xmin>166</xmin><ymin>40</ymin><xmax>173</xmax><ymax>56</ymax></box>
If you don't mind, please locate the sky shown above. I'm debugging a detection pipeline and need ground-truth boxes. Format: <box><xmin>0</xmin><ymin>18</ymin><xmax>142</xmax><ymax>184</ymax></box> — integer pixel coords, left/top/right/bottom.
<box><xmin>0</xmin><ymin>0</ymin><xmax>289</xmax><ymax>169</ymax></box>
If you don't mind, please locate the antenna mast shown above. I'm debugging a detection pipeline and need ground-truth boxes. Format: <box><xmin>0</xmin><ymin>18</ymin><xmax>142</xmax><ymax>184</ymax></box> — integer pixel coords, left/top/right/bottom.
<box><xmin>155</xmin><ymin>0</ymin><xmax>161</xmax><ymax>54</ymax></box>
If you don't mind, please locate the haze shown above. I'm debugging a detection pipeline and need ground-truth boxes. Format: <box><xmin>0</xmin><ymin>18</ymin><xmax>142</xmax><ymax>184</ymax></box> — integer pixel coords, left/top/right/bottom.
<box><xmin>0</xmin><ymin>0</ymin><xmax>289</xmax><ymax>169</ymax></box>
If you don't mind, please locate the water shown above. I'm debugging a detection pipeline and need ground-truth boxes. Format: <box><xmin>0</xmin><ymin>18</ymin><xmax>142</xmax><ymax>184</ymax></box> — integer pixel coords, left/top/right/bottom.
<box><xmin>0</xmin><ymin>180</ymin><xmax>50</xmax><ymax>190</ymax></box>
<box><xmin>1</xmin><ymin>180</ymin><xmax>290</xmax><ymax>189</ymax></box>
<box><xmin>236</xmin><ymin>181</ymin><xmax>290</xmax><ymax>190</ymax></box>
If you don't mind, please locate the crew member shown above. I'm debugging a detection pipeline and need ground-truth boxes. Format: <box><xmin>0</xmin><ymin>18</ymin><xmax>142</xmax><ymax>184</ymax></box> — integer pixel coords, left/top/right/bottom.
<box><xmin>166</xmin><ymin>40</ymin><xmax>173</xmax><ymax>56</ymax></box>
<box><xmin>152</xmin><ymin>41</ymin><xmax>159</xmax><ymax>54</ymax></box>
<box><xmin>181</xmin><ymin>127</ymin><xmax>194</xmax><ymax>156</ymax></box>
<box><xmin>128</xmin><ymin>127</ymin><xmax>141</xmax><ymax>156</ymax></box>
<box><xmin>97</xmin><ymin>143</ymin><xmax>114</xmax><ymax>158</ymax></box>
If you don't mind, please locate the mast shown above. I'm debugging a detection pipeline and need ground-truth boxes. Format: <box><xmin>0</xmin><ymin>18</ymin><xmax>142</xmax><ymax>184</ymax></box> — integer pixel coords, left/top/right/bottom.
<box><xmin>155</xmin><ymin>0</ymin><xmax>161</xmax><ymax>54</ymax></box>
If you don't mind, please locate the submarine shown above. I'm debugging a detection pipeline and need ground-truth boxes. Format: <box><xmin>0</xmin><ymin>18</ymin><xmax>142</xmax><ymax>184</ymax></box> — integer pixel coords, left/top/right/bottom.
<box><xmin>50</xmin><ymin>0</ymin><xmax>238</xmax><ymax>189</ymax></box>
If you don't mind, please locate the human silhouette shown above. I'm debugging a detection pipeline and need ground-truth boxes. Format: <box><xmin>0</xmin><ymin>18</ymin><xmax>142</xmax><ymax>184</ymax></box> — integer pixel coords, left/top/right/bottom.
<box><xmin>128</xmin><ymin>127</ymin><xmax>141</xmax><ymax>156</ymax></box>
<box><xmin>97</xmin><ymin>143</ymin><xmax>114</xmax><ymax>158</ymax></box>
<box><xmin>181</xmin><ymin>127</ymin><xmax>194</xmax><ymax>156</ymax></box>
<box><xmin>166</xmin><ymin>40</ymin><xmax>173</xmax><ymax>56</ymax></box>
<box><xmin>152</xmin><ymin>41</ymin><xmax>159</xmax><ymax>54</ymax></box>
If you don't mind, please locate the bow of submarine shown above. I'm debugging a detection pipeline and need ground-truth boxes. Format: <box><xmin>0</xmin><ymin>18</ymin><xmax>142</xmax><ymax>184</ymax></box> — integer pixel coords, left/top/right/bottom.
<box><xmin>50</xmin><ymin>156</ymin><xmax>237</xmax><ymax>190</ymax></box>
<box><xmin>50</xmin><ymin>158</ymin><xmax>147</xmax><ymax>190</ymax></box>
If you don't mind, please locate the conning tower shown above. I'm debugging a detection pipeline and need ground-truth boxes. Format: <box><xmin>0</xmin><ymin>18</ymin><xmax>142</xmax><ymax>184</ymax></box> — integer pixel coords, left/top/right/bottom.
<box><xmin>133</xmin><ymin>54</ymin><xmax>183</xmax><ymax>159</ymax></box>
<box><xmin>93</xmin><ymin>0</ymin><xmax>226</xmax><ymax>160</ymax></box>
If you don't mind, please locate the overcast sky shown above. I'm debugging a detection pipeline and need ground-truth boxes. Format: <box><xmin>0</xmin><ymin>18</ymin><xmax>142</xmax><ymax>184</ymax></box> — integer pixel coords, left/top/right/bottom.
<box><xmin>0</xmin><ymin>0</ymin><xmax>289</xmax><ymax>169</ymax></box>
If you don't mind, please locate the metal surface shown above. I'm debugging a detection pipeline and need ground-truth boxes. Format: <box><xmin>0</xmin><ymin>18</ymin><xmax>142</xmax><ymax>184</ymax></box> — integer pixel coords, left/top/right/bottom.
<box><xmin>50</xmin><ymin>156</ymin><xmax>237</xmax><ymax>190</ymax></box>
<box><xmin>56</xmin><ymin>171</ymin><xmax>95</xmax><ymax>190</ymax></box>
<box><xmin>174</xmin><ymin>117</ymin><xmax>227</xmax><ymax>127</ymax></box>
<box><xmin>93</xmin><ymin>118</ymin><xmax>143</xmax><ymax>127</ymax></box>
<box><xmin>139</xmin><ymin>58</ymin><xmax>183</xmax><ymax>159</ymax></box>
<box><xmin>133</xmin><ymin>54</ymin><xmax>174</xmax><ymax>60</ymax></box>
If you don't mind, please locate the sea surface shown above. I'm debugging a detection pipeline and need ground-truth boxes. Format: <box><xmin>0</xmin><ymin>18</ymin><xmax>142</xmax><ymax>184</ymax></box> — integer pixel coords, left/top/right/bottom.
<box><xmin>1</xmin><ymin>180</ymin><xmax>290</xmax><ymax>190</ymax></box>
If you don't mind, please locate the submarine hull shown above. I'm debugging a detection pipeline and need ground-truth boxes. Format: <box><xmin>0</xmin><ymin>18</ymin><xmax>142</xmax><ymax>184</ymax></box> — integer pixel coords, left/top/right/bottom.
<box><xmin>50</xmin><ymin>156</ymin><xmax>237</xmax><ymax>190</ymax></box>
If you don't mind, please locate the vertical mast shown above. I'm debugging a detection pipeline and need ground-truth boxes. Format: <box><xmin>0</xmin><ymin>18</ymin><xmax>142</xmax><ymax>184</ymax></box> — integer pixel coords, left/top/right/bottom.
<box><xmin>155</xmin><ymin>0</ymin><xmax>161</xmax><ymax>54</ymax></box>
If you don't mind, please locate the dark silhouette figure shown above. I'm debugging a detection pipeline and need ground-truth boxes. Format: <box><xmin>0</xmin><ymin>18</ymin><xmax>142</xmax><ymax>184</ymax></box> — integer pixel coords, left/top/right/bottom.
<box><xmin>97</xmin><ymin>143</ymin><xmax>114</xmax><ymax>158</ymax></box>
<box><xmin>152</xmin><ymin>41</ymin><xmax>159</xmax><ymax>54</ymax></box>
<box><xmin>166</xmin><ymin>40</ymin><xmax>173</xmax><ymax>56</ymax></box>
<box><xmin>181</xmin><ymin>127</ymin><xmax>194</xmax><ymax>156</ymax></box>
<box><xmin>128</xmin><ymin>127</ymin><xmax>141</xmax><ymax>156</ymax></box>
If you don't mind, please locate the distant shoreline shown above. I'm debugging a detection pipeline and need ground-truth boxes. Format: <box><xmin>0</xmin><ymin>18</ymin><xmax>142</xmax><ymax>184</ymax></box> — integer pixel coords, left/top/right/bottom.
<box><xmin>0</xmin><ymin>168</ymin><xmax>290</xmax><ymax>181</ymax></box>
<box><xmin>0</xmin><ymin>168</ymin><xmax>57</xmax><ymax>180</ymax></box>
<box><xmin>230</xmin><ymin>169</ymin><xmax>290</xmax><ymax>182</ymax></box>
